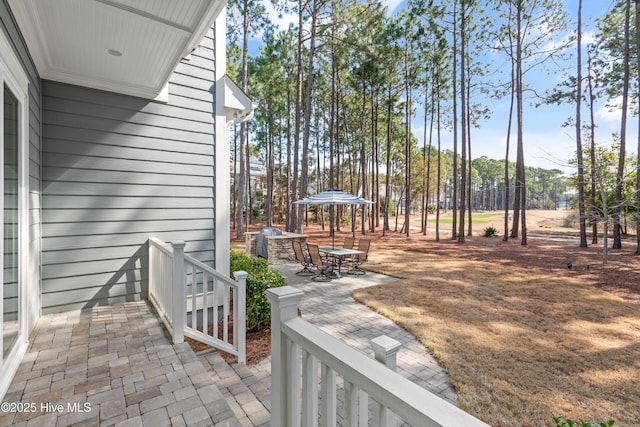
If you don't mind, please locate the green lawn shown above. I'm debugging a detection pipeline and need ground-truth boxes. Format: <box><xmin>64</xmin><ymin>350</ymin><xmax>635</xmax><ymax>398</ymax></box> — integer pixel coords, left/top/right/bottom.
<box><xmin>422</xmin><ymin>212</ymin><xmax>502</xmax><ymax>226</ymax></box>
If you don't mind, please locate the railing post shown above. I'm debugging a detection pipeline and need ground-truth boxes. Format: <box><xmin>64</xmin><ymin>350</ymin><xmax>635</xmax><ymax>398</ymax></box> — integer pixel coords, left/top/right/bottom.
<box><xmin>148</xmin><ymin>241</ymin><xmax>154</xmax><ymax>294</ymax></box>
<box><xmin>371</xmin><ymin>335</ymin><xmax>401</xmax><ymax>371</ymax></box>
<box><xmin>233</xmin><ymin>271</ymin><xmax>248</xmax><ymax>364</ymax></box>
<box><xmin>266</xmin><ymin>286</ymin><xmax>304</xmax><ymax>427</ymax></box>
<box><xmin>171</xmin><ymin>241</ymin><xmax>186</xmax><ymax>344</ymax></box>
<box><xmin>371</xmin><ymin>335</ymin><xmax>402</xmax><ymax>427</ymax></box>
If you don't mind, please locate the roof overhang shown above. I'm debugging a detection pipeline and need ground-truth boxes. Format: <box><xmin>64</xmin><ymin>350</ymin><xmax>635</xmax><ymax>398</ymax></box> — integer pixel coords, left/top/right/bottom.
<box><xmin>8</xmin><ymin>0</ymin><xmax>225</xmax><ymax>100</ymax></box>
<box><xmin>224</xmin><ymin>75</ymin><xmax>256</xmax><ymax>124</ymax></box>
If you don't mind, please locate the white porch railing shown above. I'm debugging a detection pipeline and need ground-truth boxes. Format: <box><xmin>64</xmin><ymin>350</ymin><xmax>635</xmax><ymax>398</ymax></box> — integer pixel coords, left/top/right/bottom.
<box><xmin>148</xmin><ymin>237</ymin><xmax>247</xmax><ymax>364</ymax></box>
<box><xmin>266</xmin><ymin>286</ymin><xmax>491</xmax><ymax>427</ymax></box>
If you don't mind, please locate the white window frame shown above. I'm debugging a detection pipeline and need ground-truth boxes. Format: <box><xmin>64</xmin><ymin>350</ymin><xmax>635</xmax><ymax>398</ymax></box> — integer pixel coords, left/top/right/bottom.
<box><xmin>0</xmin><ymin>27</ymin><xmax>30</xmax><ymax>401</ymax></box>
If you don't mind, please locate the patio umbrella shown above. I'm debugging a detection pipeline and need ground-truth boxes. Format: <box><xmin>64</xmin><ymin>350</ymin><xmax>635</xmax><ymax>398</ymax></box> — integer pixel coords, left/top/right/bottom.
<box><xmin>294</xmin><ymin>188</ymin><xmax>373</xmax><ymax>248</ymax></box>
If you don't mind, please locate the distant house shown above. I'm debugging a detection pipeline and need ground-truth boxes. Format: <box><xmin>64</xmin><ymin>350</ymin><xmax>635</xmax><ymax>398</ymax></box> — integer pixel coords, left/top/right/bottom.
<box><xmin>0</xmin><ymin>0</ymin><xmax>253</xmax><ymax>399</ymax></box>
<box><xmin>232</xmin><ymin>155</ymin><xmax>268</xmax><ymax>195</ymax></box>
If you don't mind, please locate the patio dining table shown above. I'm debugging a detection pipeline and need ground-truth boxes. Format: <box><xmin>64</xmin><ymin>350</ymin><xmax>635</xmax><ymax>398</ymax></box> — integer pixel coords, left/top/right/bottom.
<box><xmin>319</xmin><ymin>246</ymin><xmax>365</xmax><ymax>278</ymax></box>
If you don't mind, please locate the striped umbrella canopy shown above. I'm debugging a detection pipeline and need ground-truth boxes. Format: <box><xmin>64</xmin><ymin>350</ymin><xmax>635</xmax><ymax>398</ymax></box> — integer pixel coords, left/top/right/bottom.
<box><xmin>293</xmin><ymin>188</ymin><xmax>373</xmax><ymax>206</ymax></box>
<box><xmin>294</xmin><ymin>188</ymin><xmax>373</xmax><ymax>247</ymax></box>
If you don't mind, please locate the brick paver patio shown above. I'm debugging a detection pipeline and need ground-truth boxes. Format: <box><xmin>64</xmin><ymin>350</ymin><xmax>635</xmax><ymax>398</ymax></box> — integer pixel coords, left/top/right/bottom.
<box><xmin>0</xmin><ymin>302</ymin><xmax>238</xmax><ymax>427</ymax></box>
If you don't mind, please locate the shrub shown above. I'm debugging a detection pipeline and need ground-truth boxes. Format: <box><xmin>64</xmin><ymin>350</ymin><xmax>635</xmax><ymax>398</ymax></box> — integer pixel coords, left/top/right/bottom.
<box><xmin>340</xmin><ymin>214</ymin><xmax>352</xmax><ymax>226</ymax></box>
<box><xmin>427</xmin><ymin>203</ymin><xmax>438</xmax><ymax>214</ymax></box>
<box><xmin>483</xmin><ymin>225</ymin><xmax>499</xmax><ymax>237</ymax></box>
<box><xmin>230</xmin><ymin>250</ymin><xmax>286</xmax><ymax>332</ymax></box>
<box><xmin>553</xmin><ymin>416</ymin><xmax>617</xmax><ymax>427</ymax></box>
<box><xmin>563</xmin><ymin>209</ymin><xmax>580</xmax><ymax>228</ymax></box>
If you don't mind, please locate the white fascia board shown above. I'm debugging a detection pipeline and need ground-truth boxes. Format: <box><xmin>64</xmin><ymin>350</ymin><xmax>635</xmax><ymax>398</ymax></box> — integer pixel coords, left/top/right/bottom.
<box><xmin>224</xmin><ymin>75</ymin><xmax>256</xmax><ymax>124</ymax></box>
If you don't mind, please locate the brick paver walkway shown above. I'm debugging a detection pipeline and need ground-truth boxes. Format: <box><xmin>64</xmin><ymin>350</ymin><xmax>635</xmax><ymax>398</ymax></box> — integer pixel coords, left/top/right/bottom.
<box><xmin>270</xmin><ymin>263</ymin><xmax>457</xmax><ymax>405</ymax></box>
<box><xmin>0</xmin><ymin>301</ymin><xmax>239</xmax><ymax>427</ymax></box>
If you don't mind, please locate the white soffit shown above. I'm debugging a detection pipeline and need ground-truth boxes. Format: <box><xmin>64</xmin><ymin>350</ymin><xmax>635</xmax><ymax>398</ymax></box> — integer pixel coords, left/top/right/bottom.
<box><xmin>224</xmin><ymin>75</ymin><xmax>256</xmax><ymax>124</ymax></box>
<box><xmin>9</xmin><ymin>0</ymin><xmax>224</xmax><ymax>99</ymax></box>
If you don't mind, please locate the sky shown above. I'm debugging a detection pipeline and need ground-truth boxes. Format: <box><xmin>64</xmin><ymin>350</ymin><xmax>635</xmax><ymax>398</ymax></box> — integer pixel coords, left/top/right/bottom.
<box><xmin>257</xmin><ymin>0</ymin><xmax>638</xmax><ymax>175</ymax></box>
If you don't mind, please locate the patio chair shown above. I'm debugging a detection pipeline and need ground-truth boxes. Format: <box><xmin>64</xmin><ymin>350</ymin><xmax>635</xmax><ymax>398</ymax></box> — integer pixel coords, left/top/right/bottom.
<box><xmin>343</xmin><ymin>236</ymin><xmax>355</xmax><ymax>249</ymax></box>
<box><xmin>292</xmin><ymin>240</ymin><xmax>314</xmax><ymax>276</ymax></box>
<box><xmin>347</xmin><ymin>238</ymin><xmax>370</xmax><ymax>275</ymax></box>
<box><xmin>307</xmin><ymin>244</ymin><xmax>333</xmax><ymax>281</ymax></box>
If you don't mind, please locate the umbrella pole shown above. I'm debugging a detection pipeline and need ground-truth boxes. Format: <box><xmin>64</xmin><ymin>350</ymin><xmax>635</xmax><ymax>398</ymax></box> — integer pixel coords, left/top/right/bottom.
<box><xmin>331</xmin><ymin>204</ymin><xmax>335</xmax><ymax>248</ymax></box>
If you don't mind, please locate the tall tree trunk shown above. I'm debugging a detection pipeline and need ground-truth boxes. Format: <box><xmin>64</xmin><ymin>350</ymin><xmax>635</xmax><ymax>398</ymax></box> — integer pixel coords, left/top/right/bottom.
<box><xmin>458</xmin><ymin>0</ymin><xmax>467</xmax><ymax>243</ymax></box>
<box><xmin>466</xmin><ymin>59</ymin><xmax>473</xmax><ymax>237</ymax></box>
<box><xmin>373</xmin><ymin>95</ymin><xmax>380</xmax><ymax>231</ymax></box>
<box><xmin>513</xmin><ymin>2</ymin><xmax>527</xmax><ymax>245</ymax></box>
<box><xmin>329</xmin><ymin>37</ymin><xmax>337</xmax><ymax>239</ymax></box>
<box><xmin>421</xmin><ymin>83</ymin><xmax>429</xmax><ymax>235</ymax></box>
<box><xmin>576</xmin><ymin>0</ymin><xmax>588</xmax><ymax>247</ymax></box>
<box><xmin>359</xmin><ymin>78</ymin><xmax>368</xmax><ymax>236</ymax></box>
<box><xmin>297</xmin><ymin>0</ymin><xmax>318</xmax><ymax>234</ymax></box>
<box><xmin>451</xmin><ymin>2</ymin><xmax>458</xmax><ymax>240</ymax></box>
<box><xmin>587</xmin><ymin>48</ymin><xmax>598</xmax><ymax>244</ymax></box>
<box><xmin>613</xmin><ymin>0</ymin><xmax>631</xmax><ymax>249</ymax></box>
<box><xmin>234</xmin><ymin>0</ymin><xmax>250</xmax><ymax>239</ymax></box>
<box><xmin>286</xmin><ymin>88</ymin><xmax>292</xmax><ymax>231</ymax></box>
<box><xmin>336</xmin><ymin>70</ymin><xmax>343</xmax><ymax>231</ymax></box>
<box><xmin>384</xmin><ymin>81</ymin><xmax>392</xmax><ymax>236</ymax></box>
<box><xmin>232</xmin><ymin>126</ymin><xmax>237</xmax><ymax>231</ymax></box>
<box><xmin>236</xmin><ymin>128</ymin><xmax>247</xmax><ymax>237</ymax></box>
<box><xmin>291</xmin><ymin>0</ymin><xmax>304</xmax><ymax>232</ymax></box>
<box><xmin>436</xmin><ymin>77</ymin><xmax>442</xmax><ymax>242</ymax></box>
<box><xmin>503</xmin><ymin>54</ymin><xmax>515</xmax><ymax>242</ymax></box>
<box><xmin>635</xmin><ymin>0</ymin><xmax>640</xmax><ymax>255</ymax></box>
<box><xmin>245</xmin><ymin>126</ymin><xmax>252</xmax><ymax>231</ymax></box>
<box><xmin>424</xmin><ymin>78</ymin><xmax>436</xmax><ymax>236</ymax></box>
<box><xmin>266</xmin><ymin>103</ymin><xmax>274</xmax><ymax>227</ymax></box>
<box><xmin>404</xmin><ymin>53</ymin><xmax>412</xmax><ymax>238</ymax></box>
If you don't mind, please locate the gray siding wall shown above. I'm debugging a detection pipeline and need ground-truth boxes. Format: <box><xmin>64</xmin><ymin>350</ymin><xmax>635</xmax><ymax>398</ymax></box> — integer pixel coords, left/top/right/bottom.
<box><xmin>0</xmin><ymin>1</ymin><xmax>42</xmax><ymax>331</ymax></box>
<box><xmin>41</xmin><ymin>30</ymin><xmax>217</xmax><ymax>314</ymax></box>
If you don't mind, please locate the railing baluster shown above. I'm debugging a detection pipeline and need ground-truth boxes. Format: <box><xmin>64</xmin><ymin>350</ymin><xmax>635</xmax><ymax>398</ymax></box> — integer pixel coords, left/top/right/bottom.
<box><xmin>234</xmin><ymin>272</ymin><xmax>247</xmax><ymax>364</ymax></box>
<box><xmin>213</xmin><ymin>277</ymin><xmax>219</xmax><ymax>339</ymax></box>
<box><xmin>223</xmin><ymin>283</ymin><xmax>229</xmax><ymax>343</ymax></box>
<box><xmin>167</xmin><ymin>251</ymin><xmax>173</xmax><ymax>320</ymax></box>
<box><xmin>202</xmin><ymin>271</ymin><xmax>209</xmax><ymax>337</ymax></box>
<box><xmin>344</xmin><ymin>380</ymin><xmax>359</xmax><ymax>427</ymax></box>
<box><xmin>231</xmin><ymin>285</ymin><xmax>236</xmax><ymax>345</ymax></box>
<box><xmin>358</xmin><ymin>390</ymin><xmax>367</xmax><ymax>427</ymax></box>
<box><xmin>302</xmin><ymin>350</ymin><xmax>319</xmax><ymax>427</ymax></box>
<box><xmin>287</xmin><ymin>338</ymin><xmax>302</xmax><ymax>426</ymax></box>
<box><xmin>190</xmin><ymin>264</ymin><xmax>197</xmax><ymax>330</ymax></box>
<box><xmin>320</xmin><ymin>363</ymin><xmax>337</xmax><ymax>427</ymax></box>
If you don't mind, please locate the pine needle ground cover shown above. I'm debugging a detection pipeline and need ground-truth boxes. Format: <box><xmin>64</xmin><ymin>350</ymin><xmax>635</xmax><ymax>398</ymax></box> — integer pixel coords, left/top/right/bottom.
<box><xmin>354</xmin><ymin>249</ymin><xmax>640</xmax><ymax>427</ymax></box>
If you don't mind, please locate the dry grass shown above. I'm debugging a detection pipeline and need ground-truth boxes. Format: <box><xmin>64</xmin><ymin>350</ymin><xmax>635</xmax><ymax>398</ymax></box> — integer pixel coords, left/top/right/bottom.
<box><xmin>354</xmin><ymin>250</ymin><xmax>640</xmax><ymax>427</ymax></box>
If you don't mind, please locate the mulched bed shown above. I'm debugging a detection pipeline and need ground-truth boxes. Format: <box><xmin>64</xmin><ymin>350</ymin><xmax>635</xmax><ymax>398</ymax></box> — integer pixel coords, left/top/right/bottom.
<box><xmin>185</xmin><ymin>315</ymin><xmax>272</xmax><ymax>365</ymax></box>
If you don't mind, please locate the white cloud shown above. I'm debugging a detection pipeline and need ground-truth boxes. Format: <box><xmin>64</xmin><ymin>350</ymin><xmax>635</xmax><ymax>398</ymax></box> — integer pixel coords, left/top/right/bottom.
<box><xmin>264</xmin><ymin>2</ymin><xmax>297</xmax><ymax>33</ymax></box>
<box><xmin>381</xmin><ymin>0</ymin><xmax>404</xmax><ymax>16</ymax></box>
<box><xmin>595</xmin><ymin>97</ymin><xmax>622</xmax><ymax>125</ymax></box>
<box><xmin>581</xmin><ymin>31</ymin><xmax>596</xmax><ymax>46</ymax></box>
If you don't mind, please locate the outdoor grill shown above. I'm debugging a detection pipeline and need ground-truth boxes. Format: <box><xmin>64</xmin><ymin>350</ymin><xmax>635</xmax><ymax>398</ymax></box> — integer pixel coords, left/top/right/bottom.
<box><xmin>256</xmin><ymin>227</ymin><xmax>282</xmax><ymax>258</ymax></box>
